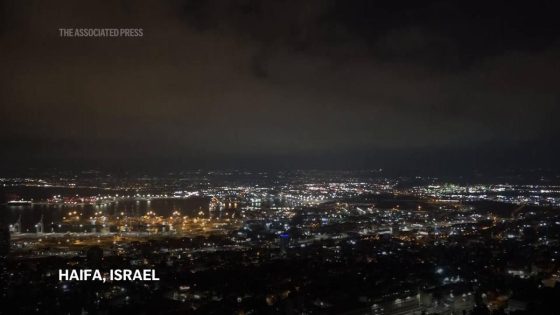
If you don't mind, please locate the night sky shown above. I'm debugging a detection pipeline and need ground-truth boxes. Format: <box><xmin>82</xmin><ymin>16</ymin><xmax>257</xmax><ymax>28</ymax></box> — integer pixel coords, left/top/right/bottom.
<box><xmin>1</xmin><ymin>1</ymin><xmax>559</xmax><ymax>174</ymax></box>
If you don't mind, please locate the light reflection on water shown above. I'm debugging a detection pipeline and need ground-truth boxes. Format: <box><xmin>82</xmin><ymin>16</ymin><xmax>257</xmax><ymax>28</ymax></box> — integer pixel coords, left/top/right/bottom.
<box><xmin>0</xmin><ymin>198</ymin><xmax>211</xmax><ymax>232</ymax></box>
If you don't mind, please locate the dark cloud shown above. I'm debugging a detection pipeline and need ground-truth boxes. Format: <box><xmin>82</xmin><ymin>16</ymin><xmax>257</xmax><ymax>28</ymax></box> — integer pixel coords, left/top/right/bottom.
<box><xmin>1</xmin><ymin>0</ymin><xmax>559</xmax><ymax>173</ymax></box>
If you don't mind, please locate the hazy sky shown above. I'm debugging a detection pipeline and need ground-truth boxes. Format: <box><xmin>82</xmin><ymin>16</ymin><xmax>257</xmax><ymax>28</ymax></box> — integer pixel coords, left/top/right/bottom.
<box><xmin>1</xmin><ymin>0</ymin><xmax>559</xmax><ymax>173</ymax></box>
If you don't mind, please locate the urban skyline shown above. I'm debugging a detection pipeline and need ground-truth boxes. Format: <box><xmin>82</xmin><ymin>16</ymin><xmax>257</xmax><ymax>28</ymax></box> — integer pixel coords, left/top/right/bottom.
<box><xmin>2</xmin><ymin>1</ymin><xmax>560</xmax><ymax>314</ymax></box>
